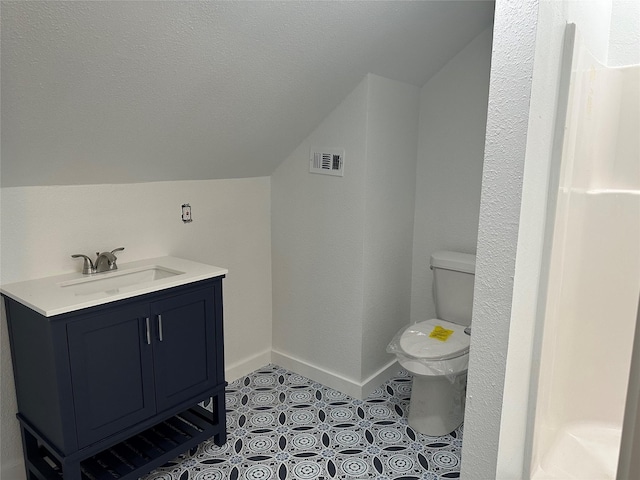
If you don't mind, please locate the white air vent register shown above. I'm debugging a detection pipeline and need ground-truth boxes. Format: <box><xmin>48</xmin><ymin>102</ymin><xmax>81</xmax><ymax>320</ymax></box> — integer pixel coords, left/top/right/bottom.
<box><xmin>309</xmin><ymin>148</ymin><xmax>345</xmax><ymax>177</ymax></box>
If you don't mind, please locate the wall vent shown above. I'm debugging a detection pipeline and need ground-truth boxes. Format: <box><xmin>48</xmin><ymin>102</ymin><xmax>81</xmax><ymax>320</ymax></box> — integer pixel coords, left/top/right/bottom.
<box><xmin>309</xmin><ymin>148</ymin><xmax>345</xmax><ymax>177</ymax></box>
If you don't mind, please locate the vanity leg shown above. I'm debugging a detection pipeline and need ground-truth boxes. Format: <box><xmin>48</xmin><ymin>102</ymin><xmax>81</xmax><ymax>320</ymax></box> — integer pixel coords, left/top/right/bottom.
<box><xmin>19</xmin><ymin>422</ymin><xmax>82</xmax><ymax>480</ymax></box>
<box><xmin>19</xmin><ymin>424</ymin><xmax>79</xmax><ymax>479</ymax></box>
<box><xmin>20</xmin><ymin>425</ymin><xmax>38</xmax><ymax>480</ymax></box>
<box><xmin>213</xmin><ymin>392</ymin><xmax>227</xmax><ymax>446</ymax></box>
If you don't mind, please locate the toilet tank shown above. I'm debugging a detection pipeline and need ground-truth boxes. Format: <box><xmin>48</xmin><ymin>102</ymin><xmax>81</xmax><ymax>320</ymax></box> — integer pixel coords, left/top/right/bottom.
<box><xmin>430</xmin><ymin>251</ymin><xmax>476</xmax><ymax>326</ymax></box>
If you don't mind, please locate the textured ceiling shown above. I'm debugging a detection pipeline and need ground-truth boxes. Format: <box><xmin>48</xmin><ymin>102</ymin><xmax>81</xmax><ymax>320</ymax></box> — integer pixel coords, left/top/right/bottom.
<box><xmin>1</xmin><ymin>1</ymin><xmax>494</xmax><ymax>187</ymax></box>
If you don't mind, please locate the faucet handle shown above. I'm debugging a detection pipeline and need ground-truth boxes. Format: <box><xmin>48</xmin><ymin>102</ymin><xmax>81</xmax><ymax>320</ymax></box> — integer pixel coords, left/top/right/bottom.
<box><xmin>71</xmin><ymin>254</ymin><xmax>96</xmax><ymax>275</ymax></box>
<box><xmin>110</xmin><ymin>247</ymin><xmax>125</xmax><ymax>255</ymax></box>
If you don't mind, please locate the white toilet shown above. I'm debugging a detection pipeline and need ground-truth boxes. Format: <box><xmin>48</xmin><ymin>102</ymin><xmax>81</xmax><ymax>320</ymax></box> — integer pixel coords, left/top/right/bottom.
<box><xmin>388</xmin><ymin>250</ymin><xmax>475</xmax><ymax>436</ymax></box>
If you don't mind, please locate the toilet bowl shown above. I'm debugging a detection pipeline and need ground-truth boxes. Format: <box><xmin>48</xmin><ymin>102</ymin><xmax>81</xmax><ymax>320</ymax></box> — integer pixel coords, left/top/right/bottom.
<box><xmin>387</xmin><ymin>250</ymin><xmax>475</xmax><ymax>436</ymax></box>
<box><xmin>392</xmin><ymin>318</ymin><xmax>470</xmax><ymax>436</ymax></box>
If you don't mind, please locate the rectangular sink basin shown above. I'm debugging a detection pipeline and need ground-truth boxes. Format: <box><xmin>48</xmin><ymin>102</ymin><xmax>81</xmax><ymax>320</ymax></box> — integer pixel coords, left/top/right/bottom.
<box><xmin>58</xmin><ymin>266</ymin><xmax>184</xmax><ymax>296</ymax></box>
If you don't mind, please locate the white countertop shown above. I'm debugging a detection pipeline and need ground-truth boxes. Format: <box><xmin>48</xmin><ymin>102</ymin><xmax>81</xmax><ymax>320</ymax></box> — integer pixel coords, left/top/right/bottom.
<box><xmin>0</xmin><ymin>256</ymin><xmax>228</xmax><ymax>317</ymax></box>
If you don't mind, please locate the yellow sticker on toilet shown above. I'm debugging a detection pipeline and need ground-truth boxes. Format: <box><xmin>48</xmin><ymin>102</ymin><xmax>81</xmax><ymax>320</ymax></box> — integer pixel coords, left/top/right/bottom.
<box><xmin>429</xmin><ymin>325</ymin><xmax>454</xmax><ymax>342</ymax></box>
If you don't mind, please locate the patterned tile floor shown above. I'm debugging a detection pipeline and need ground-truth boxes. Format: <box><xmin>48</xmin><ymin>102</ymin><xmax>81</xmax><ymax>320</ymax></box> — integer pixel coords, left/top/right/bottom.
<box><xmin>142</xmin><ymin>364</ymin><xmax>463</xmax><ymax>480</ymax></box>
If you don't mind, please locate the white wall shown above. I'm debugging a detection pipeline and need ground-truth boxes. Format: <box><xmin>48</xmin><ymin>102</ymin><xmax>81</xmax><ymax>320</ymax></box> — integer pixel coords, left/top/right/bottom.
<box><xmin>410</xmin><ymin>26</ymin><xmax>493</xmax><ymax>325</ymax></box>
<box><xmin>460</xmin><ymin>1</ymin><xmax>540</xmax><ymax>478</ymax></box>
<box><xmin>0</xmin><ymin>178</ymin><xmax>272</xmax><ymax>478</ymax></box>
<box><xmin>361</xmin><ymin>75</ymin><xmax>420</xmax><ymax>382</ymax></box>
<box><xmin>272</xmin><ymin>74</ymin><xmax>420</xmax><ymax>397</ymax></box>
<box><xmin>494</xmin><ymin>3</ymin><xmax>570</xmax><ymax>476</ymax></box>
<box><xmin>271</xmin><ymin>77</ymin><xmax>369</xmax><ymax>387</ymax></box>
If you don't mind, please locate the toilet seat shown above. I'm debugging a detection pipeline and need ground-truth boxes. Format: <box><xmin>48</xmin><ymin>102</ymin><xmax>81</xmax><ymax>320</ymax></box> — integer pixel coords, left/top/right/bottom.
<box><xmin>399</xmin><ymin>319</ymin><xmax>470</xmax><ymax>361</ymax></box>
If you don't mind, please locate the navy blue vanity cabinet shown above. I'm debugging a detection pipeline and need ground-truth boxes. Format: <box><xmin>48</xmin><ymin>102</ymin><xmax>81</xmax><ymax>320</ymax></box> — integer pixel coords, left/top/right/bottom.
<box><xmin>150</xmin><ymin>287</ymin><xmax>217</xmax><ymax>412</ymax></box>
<box><xmin>67</xmin><ymin>301</ymin><xmax>157</xmax><ymax>448</ymax></box>
<box><xmin>3</xmin><ymin>276</ymin><xmax>227</xmax><ymax>480</ymax></box>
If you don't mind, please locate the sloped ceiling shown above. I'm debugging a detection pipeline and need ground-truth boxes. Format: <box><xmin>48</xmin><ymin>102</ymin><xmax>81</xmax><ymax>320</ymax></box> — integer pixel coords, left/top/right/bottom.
<box><xmin>1</xmin><ymin>1</ymin><xmax>494</xmax><ymax>187</ymax></box>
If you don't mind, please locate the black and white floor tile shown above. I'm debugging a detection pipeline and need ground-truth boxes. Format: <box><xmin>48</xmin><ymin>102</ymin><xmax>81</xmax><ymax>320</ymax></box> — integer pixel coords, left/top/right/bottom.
<box><xmin>142</xmin><ymin>365</ymin><xmax>463</xmax><ymax>480</ymax></box>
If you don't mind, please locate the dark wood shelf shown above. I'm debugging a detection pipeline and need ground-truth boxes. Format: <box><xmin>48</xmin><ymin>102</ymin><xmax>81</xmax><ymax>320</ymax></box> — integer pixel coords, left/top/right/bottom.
<box><xmin>23</xmin><ymin>405</ymin><xmax>221</xmax><ymax>480</ymax></box>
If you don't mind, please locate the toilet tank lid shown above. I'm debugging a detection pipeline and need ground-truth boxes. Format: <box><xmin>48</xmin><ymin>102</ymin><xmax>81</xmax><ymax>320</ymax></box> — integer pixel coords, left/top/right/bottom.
<box><xmin>430</xmin><ymin>251</ymin><xmax>476</xmax><ymax>274</ymax></box>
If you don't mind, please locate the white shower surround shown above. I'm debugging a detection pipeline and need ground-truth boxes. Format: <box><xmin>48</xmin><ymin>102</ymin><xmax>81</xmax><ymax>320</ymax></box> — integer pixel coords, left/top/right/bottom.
<box><xmin>530</xmin><ymin>27</ymin><xmax>640</xmax><ymax>478</ymax></box>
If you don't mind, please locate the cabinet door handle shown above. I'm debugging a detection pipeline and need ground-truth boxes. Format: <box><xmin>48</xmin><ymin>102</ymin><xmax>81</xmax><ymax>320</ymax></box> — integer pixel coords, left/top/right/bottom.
<box><xmin>157</xmin><ymin>314</ymin><xmax>163</xmax><ymax>342</ymax></box>
<box><xmin>145</xmin><ymin>317</ymin><xmax>151</xmax><ymax>345</ymax></box>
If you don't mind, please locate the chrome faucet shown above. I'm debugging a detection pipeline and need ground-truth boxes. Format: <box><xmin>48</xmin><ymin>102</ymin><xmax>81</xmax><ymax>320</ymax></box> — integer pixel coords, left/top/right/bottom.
<box><xmin>71</xmin><ymin>247</ymin><xmax>124</xmax><ymax>274</ymax></box>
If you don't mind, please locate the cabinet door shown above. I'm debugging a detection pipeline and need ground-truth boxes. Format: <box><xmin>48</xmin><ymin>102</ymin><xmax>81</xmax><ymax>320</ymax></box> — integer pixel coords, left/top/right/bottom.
<box><xmin>151</xmin><ymin>287</ymin><xmax>217</xmax><ymax>412</ymax></box>
<box><xmin>67</xmin><ymin>303</ymin><xmax>156</xmax><ymax>448</ymax></box>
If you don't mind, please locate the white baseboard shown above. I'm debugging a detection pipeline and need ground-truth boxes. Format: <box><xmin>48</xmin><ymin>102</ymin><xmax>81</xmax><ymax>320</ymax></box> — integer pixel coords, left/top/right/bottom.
<box><xmin>225</xmin><ymin>349</ymin><xmax>272</xmax><ymax>382</ymax></box>
<box><xmin>272</xmin><ymin>349</ymin><xmax>400</xmax><ymax>400</ymax></box>
<box><xmin>360</xmin><ymin>360</ymin><xmax>401</xmax><ymax>398</ymax></box>
<box><xmin>225</xmin><ymin>349</ymin><xmax>401</xmax><ymax>398</ymax></box>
